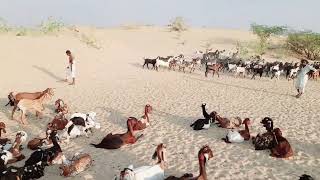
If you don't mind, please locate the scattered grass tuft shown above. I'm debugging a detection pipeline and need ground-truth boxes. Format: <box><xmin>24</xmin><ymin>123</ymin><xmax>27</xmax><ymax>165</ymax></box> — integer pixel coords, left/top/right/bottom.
<box><xmin>80</xmin><ymin>33</ymin><xmax>101</xmax><ymax>49</ymax></box>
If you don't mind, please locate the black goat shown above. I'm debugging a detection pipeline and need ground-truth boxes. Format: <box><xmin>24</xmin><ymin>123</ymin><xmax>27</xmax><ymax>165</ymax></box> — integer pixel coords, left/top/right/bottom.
<box><xmin>190</xmin><ymin>104</ymin><xmax>214</xmax><ymax>131</ymax></box>
<box><xmin>143</xmin><ymin>57</ymin><xmax>159</xmax><ymax>70</ymax></box>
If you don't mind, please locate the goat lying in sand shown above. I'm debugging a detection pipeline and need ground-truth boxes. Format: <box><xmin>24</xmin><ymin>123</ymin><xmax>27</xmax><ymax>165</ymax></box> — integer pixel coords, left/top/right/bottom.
<box><xmin>15</xmin><ymin>89</ymin><xmax>54</xmax><ymax>124</ymax></box>
<box><xmin>55</xmin><ymin>99</ymin><xmax>69</xmax><ymax>114</ymax></box>
<box><xmin>115</xmin><ymin>143</ymin><xmax>166</xmax><ymax>180</ymax></box>
<box><xmin>165</xmin><ymin>145</ymin><xmax>213</xmax><ymax>180</ymax></box>
<box><xmin>270</xmin><ymin>128</ymin><xmax>293</xmax><ymax>158</ymax></box>
<box><xmin>49</xmin><ymin>113</ymin><xmax>69</xmax><ymax>131</ymax></box>
<box><xmin>53</xmin><ymin>153</ymin><xmax>93</xmax><ymax>177</ymax></box>
<box><xmin>0</xmin><ymin>122</ymin><xmax>10</xmax><ymax>145</ymax></box>
<box><xmin>212</xmin><ymin>112</ymin><xmax>242</xmax><ymax>129</ymax></box>
<box><xmin>25</xmin><ymin>130</ymin><xmax>62</xmax><ymax>166</ymax></box>
<box><xmin>0</xmin><ymin>156</ymin><xmax>47</xmax><ymax>180</ymax></box>
<box><xmin>0</xmin><ymin>131</ymin><xmax>28</xmax><ymax>165</ymax></box>
<box><xmin>7</xmin><ymin>88</ymin><xmax>54</xmax><ymax>120</ymax></box>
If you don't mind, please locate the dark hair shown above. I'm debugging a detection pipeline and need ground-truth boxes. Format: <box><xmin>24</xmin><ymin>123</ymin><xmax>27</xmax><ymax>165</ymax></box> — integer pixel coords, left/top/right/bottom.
<box><xmin>66</xmin><ymin>50</ymin><xmax>71</xmax><ymax>54</ymax></box>
<box><xmin>301</xmin><ymin>59</ymin><xmax>309</xmax><ymax>64</ymax></box>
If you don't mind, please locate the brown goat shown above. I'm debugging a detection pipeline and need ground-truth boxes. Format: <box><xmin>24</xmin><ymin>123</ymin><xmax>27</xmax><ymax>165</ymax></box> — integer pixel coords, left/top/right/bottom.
<box><xmin>270</xmin><ymin>128</ymin><xmax>293</xmax><ymax>158</ymax></box>
<box><xmin>165</xmin><ymin>145</ymin><xmax>213</xmax><ymax>180</ymax></box>
<box><xmin>0</xmin><ymin>122</ymin><xmax>10</xmax><ymax>145</ymax></box>
<box><xmin>9</xmin><ymin>88</ymin><xmax>54</xmax><ymax>120</ymax></box>
<box><xmin>60</xmin><ymin>153</ymin><xmax>93</xmax><ymax>177</ymax></box>
<box><xmin>91</xmin><ymin>120</ymin><xmax>143</xmax><ymax>149</ymax></box>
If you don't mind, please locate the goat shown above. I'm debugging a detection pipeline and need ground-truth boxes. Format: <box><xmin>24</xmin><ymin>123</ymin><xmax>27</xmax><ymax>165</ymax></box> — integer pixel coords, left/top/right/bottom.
<box><xmin>15</xmin><ymin>89</ymin><xmax>54</xmax><ymax>124</ymax></box>
<box><xmin>234</xmin><ymin>66</ymin><xmax>246</xmax><ymax>78</ymax></box>
<box><xmin>115</xmin><ymin>144</ymin><xmax>166</xmax><ymax>180</ymax></box>
<box><xmin>190</xmin><ymin>104</ymin><xmax>213</xmax><ymax>131</ymax></box>
<box><xmin>165</xmin><ymin>145</ymin><xmax>213</xmax><ymax>180</ymax></box>
<box><xmin>143</xmin><ymin>57</ymin><xmax>159</xmax><ymax>70</ymax></box>
<box><xmin>54</xmin><ymin>99</ymin><xmax>68</xmax><ymax>114</ymax></box>
<box><xmin>91</xmin><ymin>120</ymin><xmax>143</xmax><ymax>149</ymax></box>
<box><xmin>8</xmin><ymin>88</ymin><xmax>54</xmax><ymax>120</ymax></box>
<box><xmin>252</xmin><ymin>117</ymin><xmax>276</xmax><ymax>150</ymax></box>
<box><xmin>223</xmin><ymin>118</ymin><xmax>251</xmax><ymax>143</ymax></box>
<box><xmin>58</xmin><ymin>153</ymin><xmax>93</xmax><ymax>177</ymax></box>
<box><xmin>62</xmin><ymin>112</ymin><xmax>100</xmax><ymax>143</ymax></box>
<box><xmin>0</xmin><ymin>158</ymin><xmax>46</xmax><ymax>180</ymax></box>
<box><xmin>24</xmin><ymin>131</ymin><xmax>62</xmax><ymax>166</ymax></box>
<box><xmin>270</xmin><ymin>128</ymin><xmax>293</xmax><ymax>158</ymax></box>
<box><xmin>0</xmin><ymin>131</ymin><xmax>28</xmax><ymax>165</ymax></box>
<box><xmin>0</xmin><ymin>122</ymin><xmax>10</xmax><ymax>145</ymax></box>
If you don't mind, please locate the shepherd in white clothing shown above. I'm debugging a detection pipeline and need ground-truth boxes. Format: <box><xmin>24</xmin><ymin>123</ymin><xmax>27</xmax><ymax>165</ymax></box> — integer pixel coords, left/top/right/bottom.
<box><xmin>65</xmin><ymin>50</ymin><xmax>76</xmax><ymax>85</ymax></box>
<box><xmin>295</xmin><ymin>59</ymin><xmax>317</xmax><ymax>98</ymax></box>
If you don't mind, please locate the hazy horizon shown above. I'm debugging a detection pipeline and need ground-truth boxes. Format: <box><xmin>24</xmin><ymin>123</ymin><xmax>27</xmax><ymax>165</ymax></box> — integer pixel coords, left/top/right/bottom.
<box><xmin>1</xmin><ymin>0</ymin><xmax>319</xmax><ymax>32</ymax></box>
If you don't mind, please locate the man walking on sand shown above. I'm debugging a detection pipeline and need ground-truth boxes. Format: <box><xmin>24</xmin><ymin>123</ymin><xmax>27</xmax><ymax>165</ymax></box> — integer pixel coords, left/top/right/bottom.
<box><xmin>295</xmin><ymin>59</ymin><xmax>317</xmax><ymax>98</ymax></box>
<box><xmin>65</xmin><ymin>50</ymin><xmax>76</xmax><ymax>85</ymax></box>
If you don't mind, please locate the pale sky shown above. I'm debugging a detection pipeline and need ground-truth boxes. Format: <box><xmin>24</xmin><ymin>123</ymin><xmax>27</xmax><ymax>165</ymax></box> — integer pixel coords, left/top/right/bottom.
<box><xmin>0</xmin><ymin>0</ymin><xmax>319</xmax><ymax>32</ymax></box>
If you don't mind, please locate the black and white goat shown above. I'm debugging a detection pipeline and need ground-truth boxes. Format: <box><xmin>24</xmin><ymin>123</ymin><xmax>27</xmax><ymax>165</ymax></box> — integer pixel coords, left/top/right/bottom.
<box><xmin>190</xmin><ymin>104</ymin><xmax>214</xmax><ymax>131</ymax></box>
<box><xmin>62</xmin><ymin>112</ymin><xmax>100</xmax><ymax>143</ymax></box>
<box><xmin>24</xmin><ymin>130</ymin><xmax>62</xmax><ymax>167</ymax></box>
<box><xmin>0</xmin><ymin>156</ymin><xmax>46</xmax><ymax>180</ymax></box>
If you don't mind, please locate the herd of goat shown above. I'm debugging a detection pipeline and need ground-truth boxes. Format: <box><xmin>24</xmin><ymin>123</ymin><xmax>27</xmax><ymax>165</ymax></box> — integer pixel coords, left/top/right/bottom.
<box><xmin>143</xmin><ymin>49</ymin><xmax>320</xmax><ymax>80</ymax></box>
<box><xmin>2</xmin><ymin>88</ymin><xmax>312</xmax><ymax>180</ymax></box>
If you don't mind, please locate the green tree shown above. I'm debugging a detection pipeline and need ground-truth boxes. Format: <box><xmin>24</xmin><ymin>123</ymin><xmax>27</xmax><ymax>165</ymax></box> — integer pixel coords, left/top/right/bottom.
<box><xmin>287</xmin><ymin>31</ymin><xmax>320</xmax><ymax>60</ymax></box>
<box><xmin>250</xmin><ymin>23</ymin><xmax>287</xmax><ymax>55</ymax></box>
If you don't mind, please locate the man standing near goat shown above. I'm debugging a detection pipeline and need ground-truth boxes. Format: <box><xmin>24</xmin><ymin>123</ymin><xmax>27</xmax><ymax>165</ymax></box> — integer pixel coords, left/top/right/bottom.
<box><xmin>65</xmin><ymin>50</ymin><xmax>76</xmax><ymax>85</ymax></box>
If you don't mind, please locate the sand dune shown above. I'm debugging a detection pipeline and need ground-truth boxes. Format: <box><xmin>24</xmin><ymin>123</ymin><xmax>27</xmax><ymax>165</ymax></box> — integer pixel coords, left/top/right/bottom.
<box><xmin>0</xmin><ymin>27</ymin><xmax>319</xmax><ymax>180</ymax></box>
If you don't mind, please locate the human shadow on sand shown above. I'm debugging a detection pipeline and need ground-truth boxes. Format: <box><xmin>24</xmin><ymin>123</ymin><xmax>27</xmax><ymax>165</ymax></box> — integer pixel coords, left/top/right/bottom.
<box><xmin>32</xmin><ymin>65</ymin><xmax>65</xmax><ymax>81</ymax></box>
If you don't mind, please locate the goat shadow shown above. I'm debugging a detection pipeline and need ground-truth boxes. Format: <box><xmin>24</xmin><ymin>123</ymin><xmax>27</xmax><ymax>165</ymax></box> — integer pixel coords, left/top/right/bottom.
<box><xmin>32</xmin><ymin>65</ymin><xmax>65</xmax><ymax>82</ymax></box>
<box><xmin>95</xmin><ymin>106</ymin><xmax>129</xmax><ymax>129</ymax></box>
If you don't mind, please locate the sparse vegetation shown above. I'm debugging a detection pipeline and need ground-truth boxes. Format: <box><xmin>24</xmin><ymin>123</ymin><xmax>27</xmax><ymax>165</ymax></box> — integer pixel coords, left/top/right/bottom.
<box><xmin>168</xmin><ymin>17</ymin><xmax>188</xmax><ymax>32</ymax></box>
<box><xmin>80</xmin><ymin>33</ymin><xmax>101</xmax><ymax>49</ymax></box>
<box><xmin>250</xmin><ymin>23</ymin><xmax>287</xmax><ymax>55</ymax></box>
<box><xmin>202</xmin><ymin>39</ymin><xmax>214</xmax><ymax>52</ymax></box>
<box><xmin>0</xmin><ymin>18</ymin><xmax>11</xmax><ymax>33</ymax></box>
<box><xmin>16</xmin><ymin>27</ymin><xmax>28</xmax><ymax>36</ymax></box>
<box><xmin>236</xmin><ymin>42</ymin><xmax>250</xmax><ymax>59</ymax></box>
<box><xmin>286</xmin><ymin>31</ymin><xmax>320</xmax><ymax>60</ymax></box>
<box><xmin>40</xmin><ymin>17</ymin><xmax>64</xmax><ymax>34</ymax></box>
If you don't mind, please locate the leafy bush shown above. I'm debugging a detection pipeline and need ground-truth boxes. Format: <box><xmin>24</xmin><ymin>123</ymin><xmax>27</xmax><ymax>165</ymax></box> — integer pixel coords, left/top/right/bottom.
<box><xmin>40</xmin><ymin>18</ymin><xmax>64</xmax><ymax>34</ymax></box>
<box><xmin>168</xmin><ymin>17</ymin><xmax>187</xmax><ymax>32</ymax></box>
<box><xmin>0</xmin><ymin>18</ymin><xmax>11</xmax><ymax>33</ymax></box>
<box><xmin>286</xmin><ymin>31</ymin><xmax>320</xmax><ymax>60</ymax></box>
<box><xmin>251</xmin><ymin>23</ymin><xmax>287</xmax><ymax>55</ymax></box>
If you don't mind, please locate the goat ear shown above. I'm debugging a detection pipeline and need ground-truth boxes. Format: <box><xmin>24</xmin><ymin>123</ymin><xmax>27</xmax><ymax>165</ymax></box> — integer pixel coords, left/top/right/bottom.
<box><xmin>152</xmin><ymin>151</ymin><xmax>157</xmax><ymax>160</ymax></box>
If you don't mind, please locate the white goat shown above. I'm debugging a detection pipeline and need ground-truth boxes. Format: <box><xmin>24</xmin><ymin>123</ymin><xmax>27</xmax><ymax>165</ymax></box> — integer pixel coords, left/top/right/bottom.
<box><xmin>234</xmin><ymin>67</ymin><xmax>246</xmax><ymax>77</ymax></box>
<box><xmin>114</xmin><ymin>144</ymin><xmax>166</xmax><ymax>180</ymax></box>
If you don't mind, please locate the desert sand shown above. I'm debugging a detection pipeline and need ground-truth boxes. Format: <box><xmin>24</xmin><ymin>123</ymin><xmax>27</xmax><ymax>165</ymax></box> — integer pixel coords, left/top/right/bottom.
<box><xmin>0</xmin><ymin>27</ymin><xmax>319</xmax><ymax>180</ymax></box>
